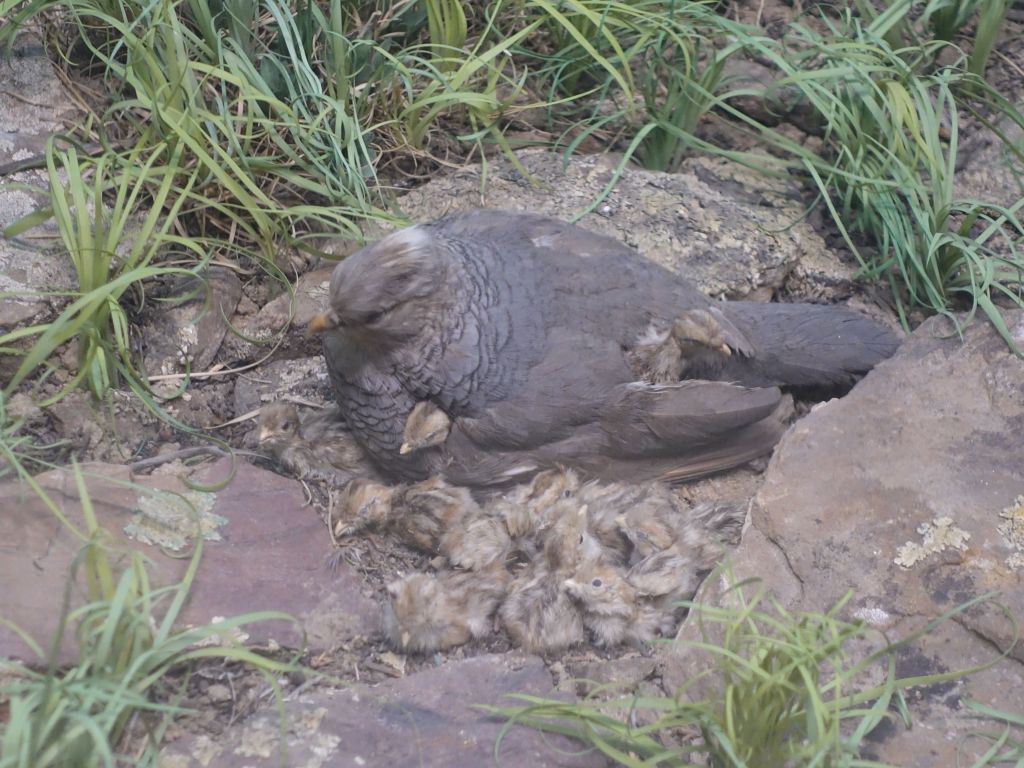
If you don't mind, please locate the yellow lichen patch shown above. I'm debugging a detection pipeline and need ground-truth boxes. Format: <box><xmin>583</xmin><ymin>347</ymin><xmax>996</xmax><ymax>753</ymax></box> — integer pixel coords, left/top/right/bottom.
<box><xmin>123</xmin><ymin>489</ymin><xmax>224</xmax><ymax>550</ymax></box>
<box><xmin>997</xmin><ymin>494</ymin><xmax>1024</xmax><ymax>571</ymax></box>
<box><xmin>894</xmin><ymin>517</ymin><xmax>971</xmax><ymax>569</ymax></box>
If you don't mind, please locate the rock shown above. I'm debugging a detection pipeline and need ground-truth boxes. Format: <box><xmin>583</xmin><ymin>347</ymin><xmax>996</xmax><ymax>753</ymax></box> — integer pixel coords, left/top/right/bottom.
<box><xmin>358</xmin><ymin>149</ymin><xmax>858</xmax><ymax>302</ymax></box>
<box><xmin>0</xmin><ymin>458</ymin><xmax>380</xmax><ymax>664</ymax></box>
<box><xmin>220</xmin><ymin>266</ymin><xmax>333</xmax><ymax>365</ymax></box>
<box><xmin>160</xmin><ymin>654</ymin><xmax>606</xmax><ymax>767</ymax></box>
<box><xmin>142</xmin><ymin>268</ymin><xmax>242</xmax><ymax>387</ymax></box>
<box><xmin>232</xmin><ymin>356</ymin><xmax>332</xmax><ymax>419</ymax></box>
<box><xmin>659</xmin><ymin>309</ymin><xmax>1024</xmax><ymax>766</ymax></box>
<box><xmin>0</xmin><ymin>38</ymin><xmax>80</xmax><ymax>379</ymax></box>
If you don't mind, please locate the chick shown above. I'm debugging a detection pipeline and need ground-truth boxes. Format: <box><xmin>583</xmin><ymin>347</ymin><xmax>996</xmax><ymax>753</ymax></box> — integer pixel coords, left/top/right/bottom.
<box><xmin>500</xmin><ymin>568</ymin><xmax>585</xmax><ymax>654</ymax></box>
<box><xmin>332</xmin><ymin>478</ymin><xmax>401</xmax><ymax>538</ymax></box>
<box><xmin>540</xmin><ymin>503</ymin><xmax>604</xmax><ymax>574</ymax></box>
<box><xmin>628</xmin><ymin>309</ymin><xmax>733</xmax><ymax>383</ymax></box>
<box><xmin>486</xmin><ymin>468</ymin><xmax>584</xmax><ymax>562</ymax></box>
<box><xmin>612</xmin><ymin>485</ymin><xmax>689</xmax><ymax>561</ymax></box>
<box><xmin>689</xmin><ymin>499</ymin><xmax>747</xmax><ymax>547</ymax></box>
<box><xmin>439</xmin><ymin>512</ymin><xmax>511</xmax><ymax>571</ymax></box>
<box><xmin>390</xmin><ymin>475</ymin><xmax>480</xmax><ymax>553</ymax></box>
<box><xmin>623</xmin><ymin>541</ymin><xmax>724</xmax><ymax>641</ymax></box>
<box><xmin>564</xmin><ymin>557</ymin><xmax>663</xmax><ymax>647</ymax></box>
<box><xmin>383</xmin><ymin>565</ymin><xmax>508</xmax><ymax>654</ymax></box>
<box><xmin>257</xmin><ymin>402</ymin><xmax>374</xmax><ymax>486</ymax></box>
<box><xmin>577</xmin><ymin>481</ymin><xmax>656</xmax><ymax>565</ymax></box>
<box><xmin>399</xmin><ymin>401</ymin><xmax>452</xmax><ymax>455</ymax></box>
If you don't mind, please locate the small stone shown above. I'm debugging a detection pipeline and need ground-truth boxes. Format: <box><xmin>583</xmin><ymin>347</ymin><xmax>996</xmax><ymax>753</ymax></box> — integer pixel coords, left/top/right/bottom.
<box><xmin>206</xmin><ymin>684</ymin><xmax>232</xmax><ymax>703</ymax></box>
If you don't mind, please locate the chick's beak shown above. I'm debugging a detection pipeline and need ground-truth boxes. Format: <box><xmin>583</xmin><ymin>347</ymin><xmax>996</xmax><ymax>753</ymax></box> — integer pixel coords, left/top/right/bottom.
<box><xmin>399</xmin><ymin>442</ymin><xmax>413</xmax><ymax>455</ymax></box>
<box><xmin>306</xmin><ymin>310</ymin><xmax>338</xmax><ymax>337</ymax></box>
<box><xmin>718</xmin><ymin>343</ymin><xmax>732</xmax><ymax>357</ymax></box>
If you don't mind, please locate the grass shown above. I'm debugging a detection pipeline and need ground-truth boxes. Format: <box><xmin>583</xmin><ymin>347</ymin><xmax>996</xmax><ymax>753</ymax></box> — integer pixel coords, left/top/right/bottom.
<box><xmin>0</xmin><ymin>463</ymin><xmax>301</xmax><ymax>768</ymax></box>
<box><xmin>1</xmin><ymin>0</ymin><xmax>1024</xmax><ymax>761</ymax></box>
<box><xmin>489</xmin><ymin>575</ymin><xmax>1018</xmax><ymax>768</ymax></box>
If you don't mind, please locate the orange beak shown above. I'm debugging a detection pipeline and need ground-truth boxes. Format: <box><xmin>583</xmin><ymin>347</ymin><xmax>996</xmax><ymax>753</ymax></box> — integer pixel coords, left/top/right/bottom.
<box><xmin>306</xmin><ymin>311</ymin><xmax>337</xmax><ymax>337</ymax></box>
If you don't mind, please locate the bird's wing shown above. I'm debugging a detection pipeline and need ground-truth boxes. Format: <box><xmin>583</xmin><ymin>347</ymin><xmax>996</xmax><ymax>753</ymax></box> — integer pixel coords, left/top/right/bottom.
<box><xmin>439</xmin><ymin>327</ymin><xmax>785</xmax><ymax>487</ymax></box>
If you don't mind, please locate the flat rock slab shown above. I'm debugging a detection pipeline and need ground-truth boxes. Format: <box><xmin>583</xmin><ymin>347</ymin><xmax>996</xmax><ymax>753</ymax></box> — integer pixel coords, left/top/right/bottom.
<box><xmin>161</xmin><ymin>654</ymin><xmax>606</xmax><ymax>768</ymax></box>
<box><xmin>662</xmin><ymin>310</ymin><xmax>1024</xmax><ymax>766</ymax></box>
<box><xmin>0</xmin><ymin>459</ymin><xmax>379</xmax><ymax>664</ymax></box>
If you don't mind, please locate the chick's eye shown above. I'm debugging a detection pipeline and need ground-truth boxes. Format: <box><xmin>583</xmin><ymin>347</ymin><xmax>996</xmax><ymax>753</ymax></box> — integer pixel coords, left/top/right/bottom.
<box><xmin>591</xmin><ymin>578</ymin><xmax>603</xmax><ymax>588</ymax></box>
<box><xmin>562</xmin><ymin>489</ymin><xmax>572</xmax><ymax>498</ymax></box>
<box><xmin>365</xmin><ymin>309</ymin><xmax>386</xmax><ymax>324</ymax></box>
<box><xmin>637</xmin><ymin>531</ymin><xmax>649</xmax><ymax>540</ymax></box>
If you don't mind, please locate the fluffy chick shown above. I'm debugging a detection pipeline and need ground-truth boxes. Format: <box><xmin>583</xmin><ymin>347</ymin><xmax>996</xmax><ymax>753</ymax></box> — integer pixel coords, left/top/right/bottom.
<box><xmin>500</xmin><ymin>568</ymin><xmax>585</xmax><ymax>654</ymax></box>
<box><xmin>612</xmin><ymin>484</ymin><xmax>689</xmax><ymax>561</ymax></box>
<box><xmin>623</xmin><ymin>541</ymin><xmax>725</xmax><ymax>639</ymax></box>
<box><xmin>331</xmin><ymin>478</ymin><xmax>401</xmax><ymax>538</ymax></box>
<box><xmin>627</xmin><ymin>309</ymin><xmax>733</xmax><ymax>384</ymax></box>
<box><xmin>257</xmin><ymin>402</ymin><xmax>374</xmax><ymax>485</ymax></box>
<box><xmin>400</xmin><ymin>401</ymin><xmax>452</xmax><ymax>455</ymax></box>
<box><xmin>384</xmin><ymin>565</ymin><xmax>509</xmax><ymax>654</ymax></box>
<box><xmin>689</xmin><ymin>500</ymin><xmax>747</xmax><ymax>547</ymax></box>
<box><xmin>439</xmin><ymin>512</ymin><xmax>511</xmax><ymax>571</ymax></box>
<box><xmin>540</xmin><ymin>503</ymin><xmax>604</xmax><ymax>574</ymax></box>
<box><xmin>391</xmin><ymin>475</ymin><xmax>480</xmax><ymax>553</ymax></box>
<box><xmin>563</xmin><ymin>557</ymin><xmax>634</xmax><ymax>646</ymax></box>
<box><xmin>485</xmin><ymin>468</ymin><xmax>584</xmax><ymax>562</ymax></box>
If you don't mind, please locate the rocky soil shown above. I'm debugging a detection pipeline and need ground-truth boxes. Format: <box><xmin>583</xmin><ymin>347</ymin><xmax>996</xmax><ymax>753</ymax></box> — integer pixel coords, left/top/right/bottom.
<box><xmin>2</xmin><ymin>17</ymin><xmax>1023</xmax><ymax>768</ymax></box>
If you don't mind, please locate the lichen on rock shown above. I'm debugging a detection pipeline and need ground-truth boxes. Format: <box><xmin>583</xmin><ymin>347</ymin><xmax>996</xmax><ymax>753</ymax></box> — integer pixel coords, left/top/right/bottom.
<box><xmin>123</xmin><ymin>488</ymin><xmax>225</xmax><ymax>550</ymax></box>
<box><xmin>894</xmin><ymin>516</ymin><xmax>971</xmax><ymax>568</ymax></box>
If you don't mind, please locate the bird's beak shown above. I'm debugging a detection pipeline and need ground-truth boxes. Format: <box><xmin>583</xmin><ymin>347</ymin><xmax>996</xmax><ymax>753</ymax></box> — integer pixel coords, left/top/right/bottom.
<box><xmin>306</xmin><ymin>310</ymin><xmax>338</xmax><ymax>336</ymax></box>
<box><xmin>718</xmin><ymin>344</ymin><xmax>732</xmax><ymax>357</ymax></box>
<box><xmin>399</xmin><ymin>442</ymin><xmax>413</xmax><ymax>455</ymax></box>
<box><xmin>400</xmin><ymin>631</ymin><xmax>411</xmax><ymax>648</ymax></box>
<box><xmin>257</xmin><ymin>428</ymin><xmax>271</xmax><ymax>444</ymax></box>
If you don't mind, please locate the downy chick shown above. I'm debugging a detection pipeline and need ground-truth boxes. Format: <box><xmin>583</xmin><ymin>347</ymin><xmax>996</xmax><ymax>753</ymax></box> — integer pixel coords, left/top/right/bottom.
<box><xmin>399</xmin><ymin>401</ymin><xmax>452</xmax><ymax>455</ymax></box>
<box><xmin>486</xmin><ymin>468</ymin><xmax>583</xmax><ymax>561</ymax></box>
<box><xmin>439</xmin><ymin>511</ymin><xmax>511</xmax><ymax>571</ymax></box>
<box><xmin>564</xmin><ymin>557</ymin><xmax>661</xmax><ymax>647</ymax></box>
<box><xmin>627</xmin><ymin>309</ymin><xmax>733</xmax><ymax>384</ymax></box>
<box><xmin>500</xmin><ymin>568</ymin><xmax>584</xmax><ymax>654</ymax></box>
<box><xmin>689</xmin><ymin>499</ymin><xmax>748</xmax><ymax>547</ymax></box>
<box><xmin>577</xmin><ymin>481</ymin><xmax>655</xmax><ymax>565</ymax></box>
<box><xmin>623</xmin><ymin>543</ymin><xmax>721</xmax><ymax>639</ymax></box>
<box><xmin>540</xmin><ymin>503</ymin><xmax>604</xmax><ymax>574</ymax></box>
<box><xmin>390</xmin><ymin>475</ymin><xmax>480</xmax><ymax>553</ymax></box>
<box><xmin>613</xmin><ymin>485</ymin><xmax>689</xmax><ymax>561</ymax></box>
<box><xmin>332</xmin><ymin>478</ymin><xmax>401</xmax><ymax>538</ymax></box>
<box><xmin>257</xmin><ymin>401</ymin><xmax>375</xmax><ymax>486</ymax></box>
<box><xmin>384</xmin><ymin>564</ymin><xmax>509</xmax><ymax>654</ymax></box>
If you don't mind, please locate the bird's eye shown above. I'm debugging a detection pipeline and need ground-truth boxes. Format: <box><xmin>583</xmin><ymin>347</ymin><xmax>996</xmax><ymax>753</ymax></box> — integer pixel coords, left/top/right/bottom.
<box><xmin>562</xmin><ymin>489</ymin><xmax>572</xmax><ymax>498</ymax></box>
<box><xmin>637</xmin><ymin>531</ymin><xmax>649</xmax><ymax>540</ymax></box>
<box><xmin>365</xmin><ymin>309</ymin><xmax>386</xmax><ymax>324</ymax></box>
<box><xmin>591</xmin><ymin>578</ymin><xmax>603</xmax><ymax>587</ymax></box>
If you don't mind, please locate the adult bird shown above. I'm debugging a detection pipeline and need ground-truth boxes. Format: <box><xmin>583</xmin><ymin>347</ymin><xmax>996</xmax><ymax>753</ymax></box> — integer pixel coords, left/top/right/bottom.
<box><xmin>308</xmin><ymin>210</ymin><xmax>898</xmax><ymax>489</ymax></box>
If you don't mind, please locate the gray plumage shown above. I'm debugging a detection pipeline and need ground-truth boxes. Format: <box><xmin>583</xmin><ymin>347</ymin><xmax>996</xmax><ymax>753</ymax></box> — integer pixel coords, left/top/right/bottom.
<box><xmin>313</xmin><ymin>210</ymin><xmax>898</xmax><ymax>489</ymax></box>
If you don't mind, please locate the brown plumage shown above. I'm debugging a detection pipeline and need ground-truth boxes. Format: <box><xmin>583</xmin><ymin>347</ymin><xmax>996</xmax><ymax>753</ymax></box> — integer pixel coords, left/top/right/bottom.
<box><xmin>628</xmin><ymin>309</ymin><xmax>735</xmax><ymax>384</ymax></box>
<box><xmin>331</xmin><ymin>478</ymin><xmax>400</xmax><ymax>538</ymax></box>
<box><xmin>391</xmin><ymin>476</ymin><xmax>479</xmax><ymax>553</ymax></box>
<box><xmin>439</xmin><ymin>513</ymin><xmax>511</xmax><ymax>571</ymax></box>
<box><xmin>499</xmin><ymin>568</ymin><xmax>585</xmax><ymax>654</ymax></box>
<box><xmin>310</xmin><ymin>210</ymin><xmax>898</xmax><ymax>489</ymax></box>
<box><xmin>383</xmin><ymin>565</ymin><xmax>508</xmax><ymax>653</ymax></box>
<box><xmin>257</xmin><ymin>401</ymin><xmax>376</xmax><ymax>486</ymax></box>
<box><xmin>400</xmin><ymin>401</ymin><xmax>452</xmax><ymax>455</ymax></box>
<box><xmin>564</xmin><ymin>557</ymin><xmax>665</xmax><ymax>647</ymax></box>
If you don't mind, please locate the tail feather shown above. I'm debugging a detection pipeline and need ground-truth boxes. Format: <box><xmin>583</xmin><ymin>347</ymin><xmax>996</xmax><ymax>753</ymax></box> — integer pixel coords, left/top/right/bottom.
<box><xmin>718</xmin><ymin>302</ymin><xmax>900</xmax><ymax>388</ymax></box>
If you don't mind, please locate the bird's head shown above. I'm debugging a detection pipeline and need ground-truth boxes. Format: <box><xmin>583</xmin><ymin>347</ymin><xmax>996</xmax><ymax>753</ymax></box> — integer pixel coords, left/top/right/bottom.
<box><xmin>307</xmin><ymin>226</ymin><xmax>446</xmax><ymax>345</ymax></box>
<box><xmin>400</xmin><ymin>401</ymin><xmax>452</xmax><ymax>454</ymax></box>
<box><xmin>256</xmin><ymin>402</ymin><xmax>301</xmax><ymax>446</ymax></box>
